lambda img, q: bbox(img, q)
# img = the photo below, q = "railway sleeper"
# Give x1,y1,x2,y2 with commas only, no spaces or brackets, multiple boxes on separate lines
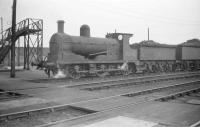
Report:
156,88,200,102
6,112,29,120
83,74,200,91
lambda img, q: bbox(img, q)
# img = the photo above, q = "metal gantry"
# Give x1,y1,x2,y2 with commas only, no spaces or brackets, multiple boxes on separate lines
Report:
0,18,43,70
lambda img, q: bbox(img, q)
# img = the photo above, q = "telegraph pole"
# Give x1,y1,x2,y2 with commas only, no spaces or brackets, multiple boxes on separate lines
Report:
10,0,17,78
148,27,150,41
1,17,4,64
0,17,3,42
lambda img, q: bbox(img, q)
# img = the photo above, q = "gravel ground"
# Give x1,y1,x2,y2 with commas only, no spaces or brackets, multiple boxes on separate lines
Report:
0,107,89,127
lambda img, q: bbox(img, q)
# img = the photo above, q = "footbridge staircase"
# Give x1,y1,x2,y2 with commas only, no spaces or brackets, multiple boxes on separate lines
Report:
0,18,43,68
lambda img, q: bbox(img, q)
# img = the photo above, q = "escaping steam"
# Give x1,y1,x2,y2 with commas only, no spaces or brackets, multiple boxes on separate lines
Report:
53,69,66,78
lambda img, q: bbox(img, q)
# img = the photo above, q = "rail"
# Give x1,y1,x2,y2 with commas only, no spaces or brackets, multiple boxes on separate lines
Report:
0,79,199,122
36,80,200,127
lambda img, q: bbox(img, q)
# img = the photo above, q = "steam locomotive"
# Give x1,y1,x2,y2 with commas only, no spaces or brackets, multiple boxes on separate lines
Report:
45,20,200,79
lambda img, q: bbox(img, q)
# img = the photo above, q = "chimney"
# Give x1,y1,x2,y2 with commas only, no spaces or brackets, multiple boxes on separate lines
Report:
57,20,65,33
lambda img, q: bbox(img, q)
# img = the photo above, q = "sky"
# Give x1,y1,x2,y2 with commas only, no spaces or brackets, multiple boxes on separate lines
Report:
0,0,200,47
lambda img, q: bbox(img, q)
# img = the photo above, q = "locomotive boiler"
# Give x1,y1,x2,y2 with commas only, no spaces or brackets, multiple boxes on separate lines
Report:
46,20,137,78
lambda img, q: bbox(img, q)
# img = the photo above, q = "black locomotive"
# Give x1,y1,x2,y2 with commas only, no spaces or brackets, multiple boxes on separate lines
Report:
45,20,200,79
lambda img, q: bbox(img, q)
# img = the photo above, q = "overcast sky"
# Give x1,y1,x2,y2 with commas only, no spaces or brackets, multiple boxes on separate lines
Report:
0,0,200,47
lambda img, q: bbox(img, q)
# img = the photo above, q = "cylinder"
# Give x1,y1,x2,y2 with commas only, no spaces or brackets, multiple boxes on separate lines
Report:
80,24,90,37
57,20,65,33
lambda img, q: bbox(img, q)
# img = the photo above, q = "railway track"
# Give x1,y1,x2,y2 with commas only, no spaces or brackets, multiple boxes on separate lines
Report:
69,71,200,90
28,71,200,85
37,80,200,127
1,79,200,127
0,89,31,102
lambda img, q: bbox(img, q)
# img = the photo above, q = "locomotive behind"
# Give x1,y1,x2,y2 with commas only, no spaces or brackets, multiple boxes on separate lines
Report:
45,20,200,79
176,39,200,70
132,42,177,73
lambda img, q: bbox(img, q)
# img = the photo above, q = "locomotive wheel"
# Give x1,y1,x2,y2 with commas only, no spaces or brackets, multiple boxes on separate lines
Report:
152,65,157,73
155,63,161,72
52,67,58,76
96,71,108,78
121,70,130,76
109,71,116,76
44,67,51,78
182,62,188,71
172,64,177,72
163,66,167,72
144,63,150,73
96,64,108,77
163,63,170,72
129,63,137,74
168,64,173,72
68,68,81,79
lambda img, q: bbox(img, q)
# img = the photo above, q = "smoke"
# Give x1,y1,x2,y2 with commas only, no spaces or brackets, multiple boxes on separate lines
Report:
120,62,128,70
53,69,66,78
